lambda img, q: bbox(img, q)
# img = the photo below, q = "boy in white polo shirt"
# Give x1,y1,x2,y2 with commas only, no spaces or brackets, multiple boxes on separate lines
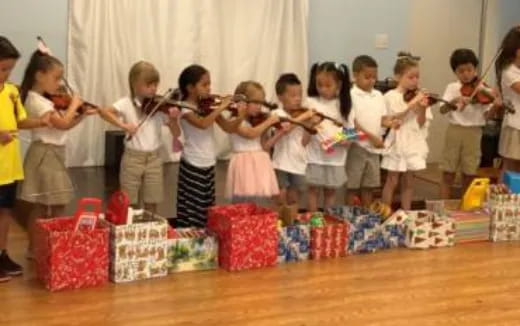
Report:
346,55,386,206
439,49,500,199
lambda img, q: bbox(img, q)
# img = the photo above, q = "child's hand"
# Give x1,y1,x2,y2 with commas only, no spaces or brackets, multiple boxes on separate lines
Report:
0,130,14,145
218,96,233,111
268,113,280,124
390,117,402,129
70,94,84,111
83,107,99,116
491,88,503,108
236,102,248,118
168,107,181,119
454,97,469,111
124,123,138,135
301,109,315,120
280,121,291,133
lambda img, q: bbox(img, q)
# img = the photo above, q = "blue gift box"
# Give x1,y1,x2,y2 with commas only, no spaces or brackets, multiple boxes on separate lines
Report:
504,171,520,194
328,206,387,254
277,224,310,263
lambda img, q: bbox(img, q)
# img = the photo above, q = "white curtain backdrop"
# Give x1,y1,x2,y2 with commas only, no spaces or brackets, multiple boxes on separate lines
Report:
66,0,309,167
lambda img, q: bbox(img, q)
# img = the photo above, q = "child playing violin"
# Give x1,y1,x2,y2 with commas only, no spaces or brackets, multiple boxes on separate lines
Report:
18,49,96,259
99,61,180,213
175,64,244,228
381,52,432,210
439,49,502,199
271,74,315,216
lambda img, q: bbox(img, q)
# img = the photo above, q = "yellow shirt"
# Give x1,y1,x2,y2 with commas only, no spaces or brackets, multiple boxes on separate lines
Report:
0,83,27,186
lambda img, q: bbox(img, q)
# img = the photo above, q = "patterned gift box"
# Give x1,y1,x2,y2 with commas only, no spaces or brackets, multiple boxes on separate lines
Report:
35,199,110,291
404,211,455,249
490,207,520,241
277,224,310,263
208,203,278,271
328,206,388,254
167,227,218,272
381,210,410,248
487,185,520,242
427,200,490,244
107,211,168,283
298,212,348,259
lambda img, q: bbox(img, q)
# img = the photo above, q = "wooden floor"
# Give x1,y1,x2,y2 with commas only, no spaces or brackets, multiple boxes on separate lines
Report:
4,163,519,325
3,223,520,326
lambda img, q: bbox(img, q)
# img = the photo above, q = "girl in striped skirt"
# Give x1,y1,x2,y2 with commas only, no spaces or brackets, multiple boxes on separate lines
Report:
175,65,245,227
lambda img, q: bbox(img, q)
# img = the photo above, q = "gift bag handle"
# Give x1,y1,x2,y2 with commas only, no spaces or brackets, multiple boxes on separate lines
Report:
73,197,102,232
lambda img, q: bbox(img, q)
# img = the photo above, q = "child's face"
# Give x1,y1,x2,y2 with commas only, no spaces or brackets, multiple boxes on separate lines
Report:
0,59,16,85
133,80,158,98
278,84,302,111
454,63,477,84
246,88,265,116
190,72,211,98
316,71,340,100
397,66,420,90
354,66,377,92
36,64,64,94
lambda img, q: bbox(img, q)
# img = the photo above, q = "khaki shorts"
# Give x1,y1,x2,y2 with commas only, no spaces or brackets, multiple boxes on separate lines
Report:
441,124,482,175
19,141,74,206
306,163,347,189
120,148,163,205
346,143,381,189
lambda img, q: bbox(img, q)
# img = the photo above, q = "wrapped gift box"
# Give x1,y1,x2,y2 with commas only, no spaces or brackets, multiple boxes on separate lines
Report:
381,210,410,248
297,212,348,259
488,184,520,241
167,227,218,272
35,198,109,291
427,200,490,244
208,203,278,271
277,224,310,263
328,206,388,254
404,210,455,249
107,211,168,283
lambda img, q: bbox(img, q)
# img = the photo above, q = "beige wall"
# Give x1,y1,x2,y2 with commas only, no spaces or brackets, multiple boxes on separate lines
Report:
408,0,483,163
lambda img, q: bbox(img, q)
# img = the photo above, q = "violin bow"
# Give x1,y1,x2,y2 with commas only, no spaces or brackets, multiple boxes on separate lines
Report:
468,46,503,101
127,88,174,141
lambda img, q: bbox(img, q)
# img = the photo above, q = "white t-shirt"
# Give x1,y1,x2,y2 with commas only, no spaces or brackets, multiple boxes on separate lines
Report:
383,89,433,158
442,81,489,127
502,64,520,130
348,85,387,154
304,97,348,166
179,108,216,168
25,91,67,146
272,108,308,175
113,97,167,152
230,120,263,152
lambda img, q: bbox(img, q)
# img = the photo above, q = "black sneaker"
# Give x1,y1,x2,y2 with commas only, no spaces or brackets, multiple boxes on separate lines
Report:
0,269,11,283
0,251,23,276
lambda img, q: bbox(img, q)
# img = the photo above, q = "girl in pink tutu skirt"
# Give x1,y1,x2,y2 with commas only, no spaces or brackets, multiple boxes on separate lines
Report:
226,81,287,205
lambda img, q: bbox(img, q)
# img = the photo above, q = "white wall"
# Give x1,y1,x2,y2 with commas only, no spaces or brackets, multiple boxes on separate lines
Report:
0,0,68,84
308,0,411,78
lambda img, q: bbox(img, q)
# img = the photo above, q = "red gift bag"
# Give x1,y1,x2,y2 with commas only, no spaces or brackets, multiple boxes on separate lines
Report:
208,203,278,272
35,198,110,291
298,213,348,260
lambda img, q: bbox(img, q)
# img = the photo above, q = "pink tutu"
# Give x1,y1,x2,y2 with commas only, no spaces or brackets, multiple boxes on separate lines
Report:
226,151,280,198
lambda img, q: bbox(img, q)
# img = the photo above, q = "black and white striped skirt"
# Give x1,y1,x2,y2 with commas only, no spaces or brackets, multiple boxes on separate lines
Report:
174,158,215,228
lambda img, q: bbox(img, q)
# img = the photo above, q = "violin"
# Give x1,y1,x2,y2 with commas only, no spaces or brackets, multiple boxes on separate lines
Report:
403,89,458,112
141,96,199,115
248,112,317,134
460,77,515,114
197,94,278,117
290,107,343,127
44,92,98,115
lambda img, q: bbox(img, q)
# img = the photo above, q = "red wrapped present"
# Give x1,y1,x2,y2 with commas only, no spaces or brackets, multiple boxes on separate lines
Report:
35,198,109,291
208,203,278,271
299,213,348,260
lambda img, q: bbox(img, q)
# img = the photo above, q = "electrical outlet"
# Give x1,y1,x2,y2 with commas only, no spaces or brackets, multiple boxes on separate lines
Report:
375,33,389,49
